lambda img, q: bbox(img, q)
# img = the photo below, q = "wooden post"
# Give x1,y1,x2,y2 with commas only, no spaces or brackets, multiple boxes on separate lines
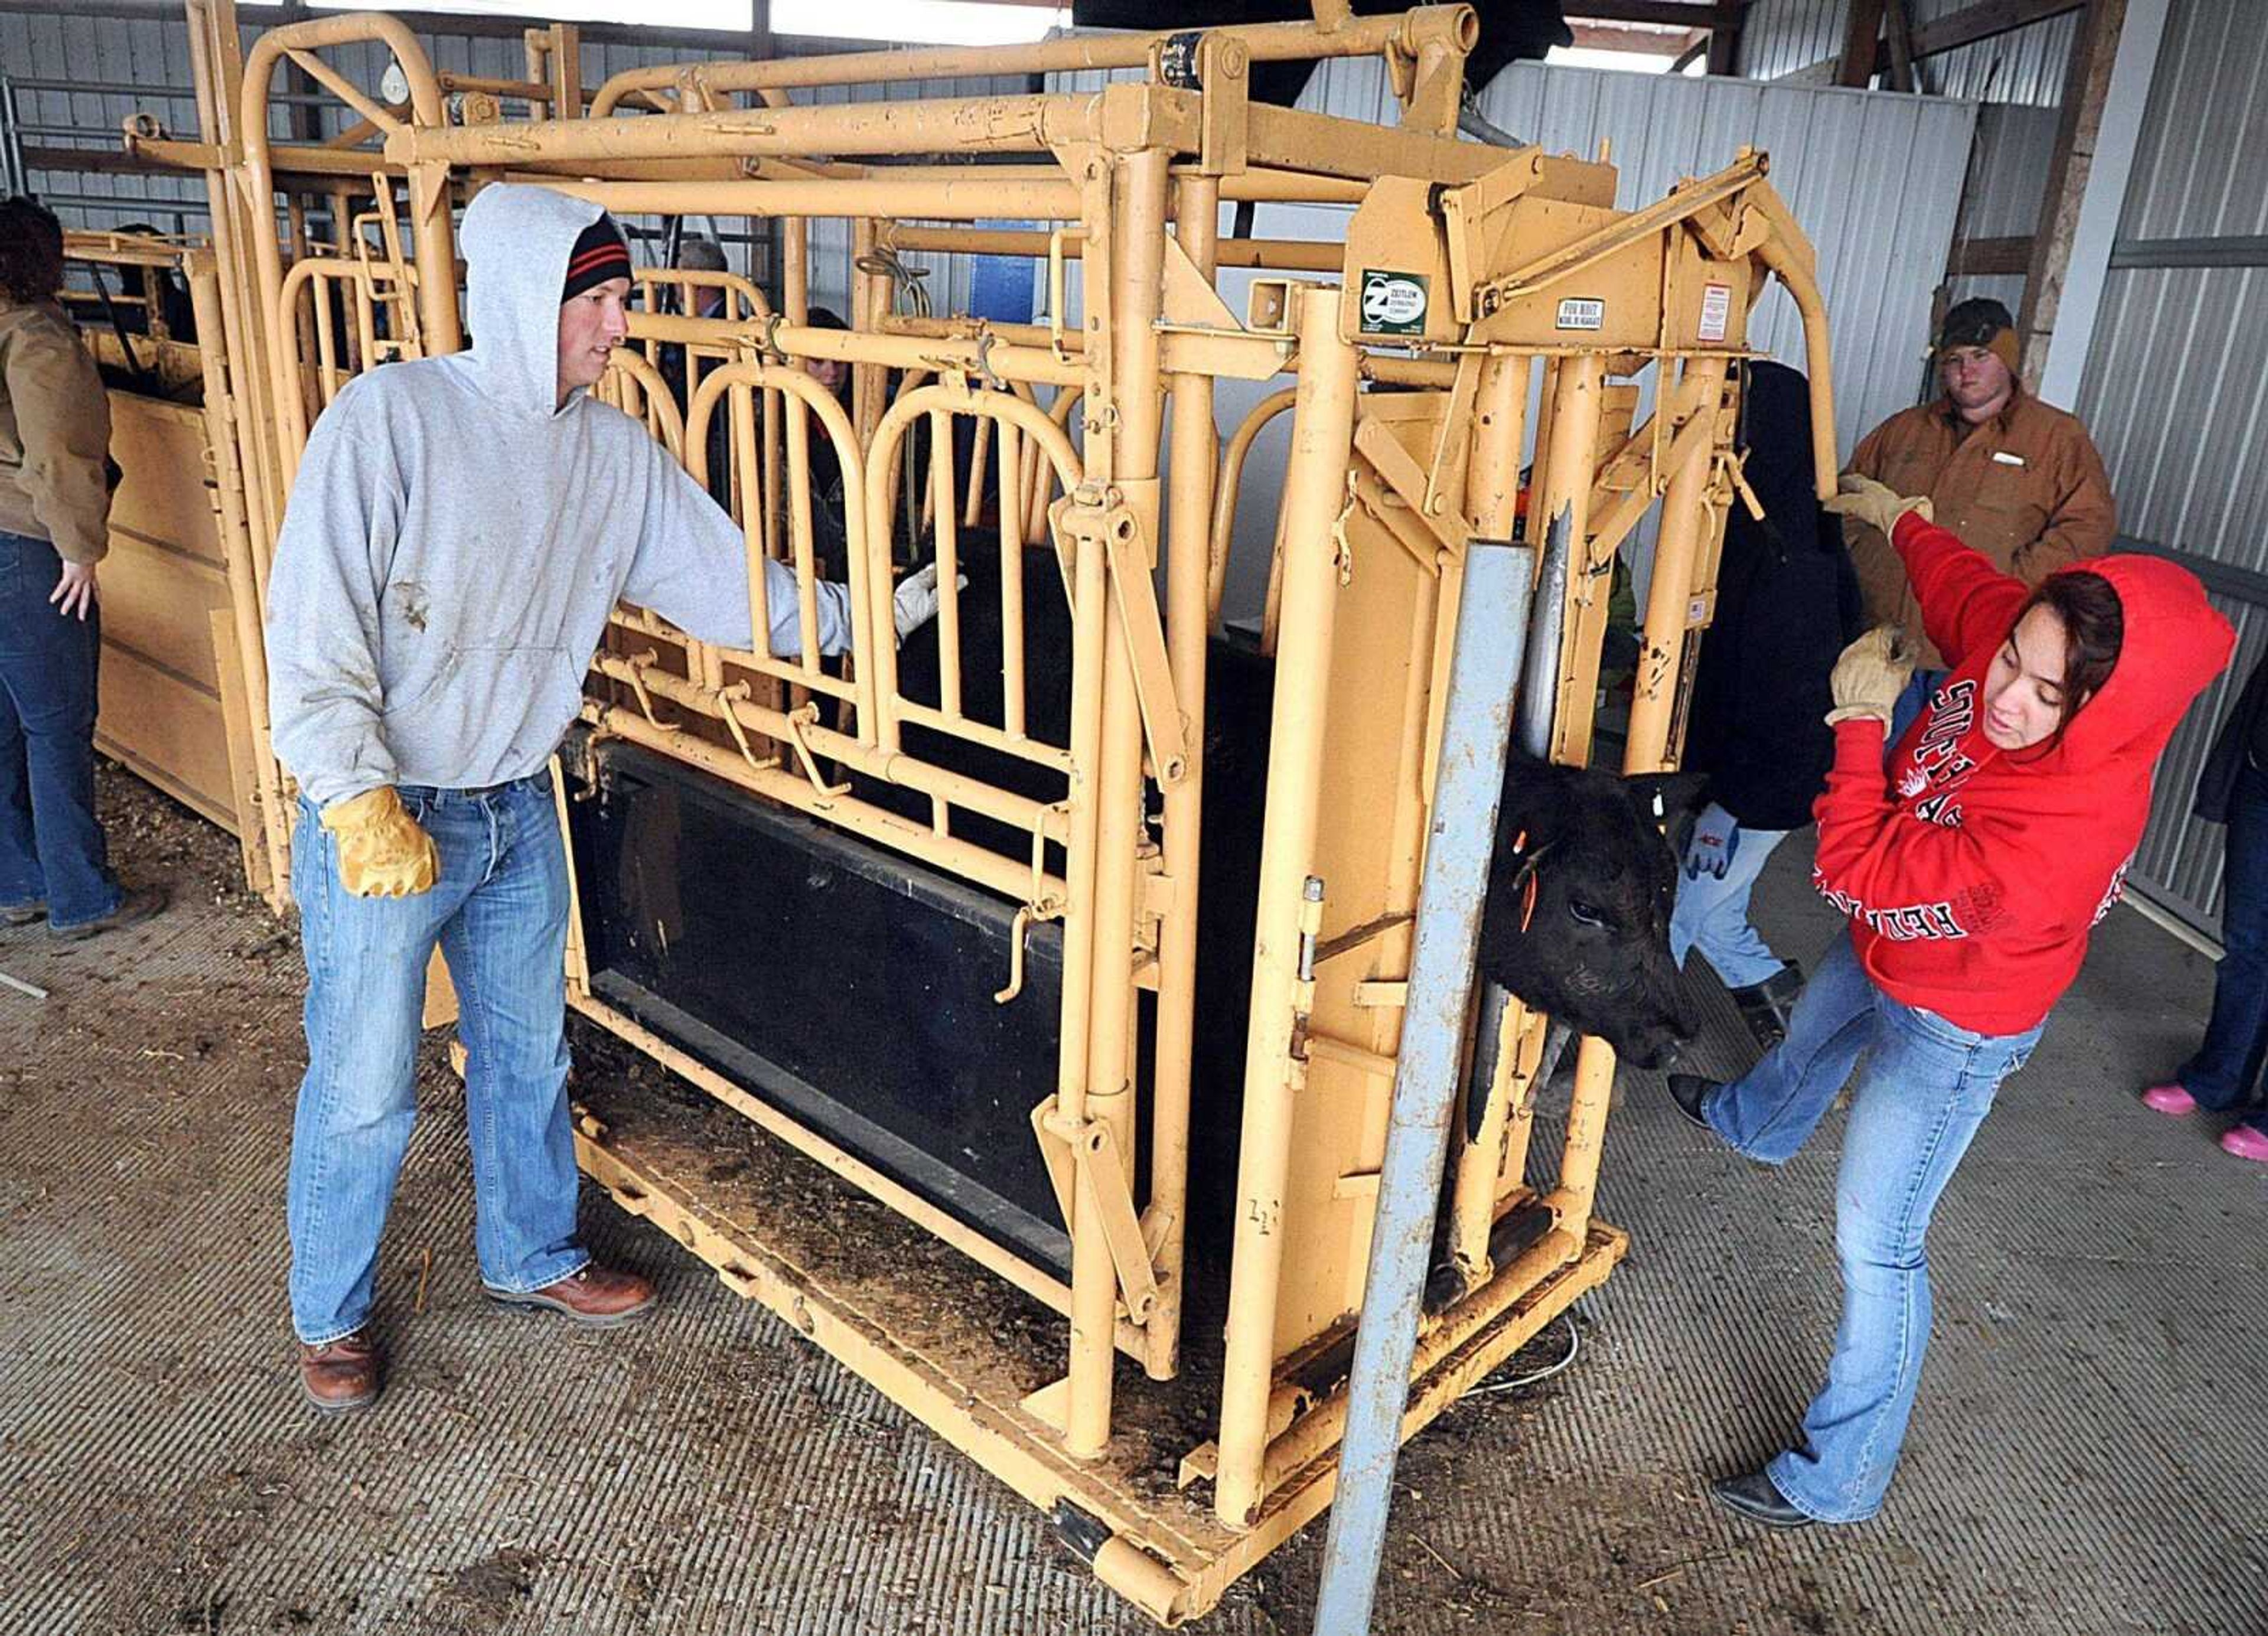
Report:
1705,1,1743,75
1836,0,1888,87
1882,0,1920,92
2020,0,2130,389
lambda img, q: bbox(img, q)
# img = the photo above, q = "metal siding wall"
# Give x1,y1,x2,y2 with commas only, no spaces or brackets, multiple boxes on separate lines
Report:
1730,0,2075,105
1960,102,2062,237
1915,4,2077,105
3,8,1031,304
2075,0,2268,935
1084,58,1974,622
1480,63,1976,458
1734,0,1846,82
2117,0,2268,241
1942,100,2058,312
2,9,206,226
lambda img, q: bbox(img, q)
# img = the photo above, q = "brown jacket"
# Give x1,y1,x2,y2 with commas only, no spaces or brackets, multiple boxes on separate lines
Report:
0,298,112,565
1844,388,2113,666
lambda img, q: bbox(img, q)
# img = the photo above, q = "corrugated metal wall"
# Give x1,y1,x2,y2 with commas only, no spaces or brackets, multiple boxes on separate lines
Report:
1736,0,2078,105
1048,53,1977,621
1912,0,2078,106
2076,0,2268,936
0,6,1025,312
1,8,207,227
1729,0,2077,336
1733,0,1844,82
1477,63,1976,463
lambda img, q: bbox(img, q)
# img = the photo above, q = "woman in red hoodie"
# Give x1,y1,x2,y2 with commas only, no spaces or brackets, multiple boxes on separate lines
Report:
1667,472,2233,1530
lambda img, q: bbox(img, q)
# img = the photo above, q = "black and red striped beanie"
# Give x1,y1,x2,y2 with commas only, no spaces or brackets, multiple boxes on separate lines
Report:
562,213,631,302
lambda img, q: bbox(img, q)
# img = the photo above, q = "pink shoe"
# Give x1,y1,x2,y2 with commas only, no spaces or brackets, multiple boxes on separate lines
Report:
2140,1083,2198,1116
2220,1125,2268,1164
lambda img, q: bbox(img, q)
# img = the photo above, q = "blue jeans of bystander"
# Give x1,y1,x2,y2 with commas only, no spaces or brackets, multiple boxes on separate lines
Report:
0,529,120,929
2175,753,2268,1137
1670,824,1793,989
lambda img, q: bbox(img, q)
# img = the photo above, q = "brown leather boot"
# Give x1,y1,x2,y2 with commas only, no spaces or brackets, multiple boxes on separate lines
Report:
488,1263,655,1327
298,1329,381,1413
50,884,168,943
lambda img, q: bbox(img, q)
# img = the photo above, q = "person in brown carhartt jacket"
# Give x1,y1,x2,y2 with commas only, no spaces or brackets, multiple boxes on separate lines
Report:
0,195,164,940
1843,297,2115,668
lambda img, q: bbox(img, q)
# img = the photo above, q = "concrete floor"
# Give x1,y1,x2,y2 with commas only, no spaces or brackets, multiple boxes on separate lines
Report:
2,769,2263,1636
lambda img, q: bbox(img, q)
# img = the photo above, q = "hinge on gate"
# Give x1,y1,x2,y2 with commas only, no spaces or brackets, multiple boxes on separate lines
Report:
1055,493,1190,787
1030,1097,1161,1325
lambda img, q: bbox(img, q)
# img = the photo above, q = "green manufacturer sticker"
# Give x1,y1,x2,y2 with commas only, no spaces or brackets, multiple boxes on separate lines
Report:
1358,269,1429,336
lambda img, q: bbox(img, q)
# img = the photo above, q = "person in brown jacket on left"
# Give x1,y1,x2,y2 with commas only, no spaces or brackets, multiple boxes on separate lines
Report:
1843,296,2115,668
0,196,164,938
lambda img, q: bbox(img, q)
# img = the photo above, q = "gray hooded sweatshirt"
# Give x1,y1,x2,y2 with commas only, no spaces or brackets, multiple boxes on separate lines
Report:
264,184,850,809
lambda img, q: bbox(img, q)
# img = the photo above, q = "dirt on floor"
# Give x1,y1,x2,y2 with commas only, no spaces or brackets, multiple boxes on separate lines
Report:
5,766,2262,1636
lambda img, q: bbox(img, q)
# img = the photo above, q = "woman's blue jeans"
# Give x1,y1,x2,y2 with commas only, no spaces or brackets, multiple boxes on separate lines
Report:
286,771,586,1345
2175,753,2268,1136
0,529,121,930
1697,931,2043,1523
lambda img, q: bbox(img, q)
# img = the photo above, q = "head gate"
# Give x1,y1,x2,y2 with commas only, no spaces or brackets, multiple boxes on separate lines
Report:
139,2,1839,1618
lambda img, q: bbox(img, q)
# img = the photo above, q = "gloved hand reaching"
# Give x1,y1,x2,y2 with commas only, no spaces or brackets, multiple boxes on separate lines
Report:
891,560,968,645
1826,625,1916,731
1683,801,1741,881
320,786,439,898
1823,472,1933,539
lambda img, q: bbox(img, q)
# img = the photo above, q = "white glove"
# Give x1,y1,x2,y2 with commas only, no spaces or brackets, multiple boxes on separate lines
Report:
891,561,966,644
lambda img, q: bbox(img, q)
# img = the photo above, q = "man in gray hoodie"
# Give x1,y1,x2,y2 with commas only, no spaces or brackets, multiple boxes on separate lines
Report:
266,184,944,1412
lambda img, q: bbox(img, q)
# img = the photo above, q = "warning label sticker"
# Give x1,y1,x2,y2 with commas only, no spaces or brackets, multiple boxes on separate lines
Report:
1555,297,1605,331
1699,282,1733,343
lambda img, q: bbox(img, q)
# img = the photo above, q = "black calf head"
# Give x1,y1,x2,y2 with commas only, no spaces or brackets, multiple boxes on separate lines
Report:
1475,761,1701,1070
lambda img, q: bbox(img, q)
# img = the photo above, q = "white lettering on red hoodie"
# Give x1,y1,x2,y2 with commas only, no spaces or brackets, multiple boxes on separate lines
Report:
1813,511,2234,1036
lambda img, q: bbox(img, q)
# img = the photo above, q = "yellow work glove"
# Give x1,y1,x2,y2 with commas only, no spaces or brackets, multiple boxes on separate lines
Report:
320,786,439,898
1824,472,1934,539
1826,625,1916,731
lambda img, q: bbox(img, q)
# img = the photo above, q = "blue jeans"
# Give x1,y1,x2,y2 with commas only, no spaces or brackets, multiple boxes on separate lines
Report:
2176,754,2268,1136
286,770,585,1344
1699,931,2043,1522
1670,824,1791,989
0,529,120,929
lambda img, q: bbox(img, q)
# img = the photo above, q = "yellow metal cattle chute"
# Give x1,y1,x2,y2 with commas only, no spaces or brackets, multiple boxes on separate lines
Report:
147,0,1836,1618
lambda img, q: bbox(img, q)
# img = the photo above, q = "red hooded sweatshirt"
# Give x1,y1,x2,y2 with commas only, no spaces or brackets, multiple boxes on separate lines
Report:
1811,511,2234,1036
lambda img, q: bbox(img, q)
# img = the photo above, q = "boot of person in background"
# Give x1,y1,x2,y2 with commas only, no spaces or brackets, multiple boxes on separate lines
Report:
1729,961,1805,1050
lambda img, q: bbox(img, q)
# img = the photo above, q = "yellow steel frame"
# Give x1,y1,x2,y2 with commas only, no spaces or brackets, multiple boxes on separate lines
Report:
147,1,1837,1617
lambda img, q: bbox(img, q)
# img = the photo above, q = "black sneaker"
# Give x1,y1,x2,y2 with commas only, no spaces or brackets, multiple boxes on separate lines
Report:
50,884,169,943
1665,1073,1719,1132
1728,962,1804,1050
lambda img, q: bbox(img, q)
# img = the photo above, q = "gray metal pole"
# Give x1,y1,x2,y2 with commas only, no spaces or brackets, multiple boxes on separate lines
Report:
1310,539,1533,1636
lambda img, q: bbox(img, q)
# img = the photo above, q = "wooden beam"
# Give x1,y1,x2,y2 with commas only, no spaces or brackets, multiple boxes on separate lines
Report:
1947,234,2035,276
2020,0,2129,388
1565,2,1728,28
1836,0,1887,86
1568,22,1707,55
1911,0,2085,57
1882,0,1920,90
1778,0,2084,83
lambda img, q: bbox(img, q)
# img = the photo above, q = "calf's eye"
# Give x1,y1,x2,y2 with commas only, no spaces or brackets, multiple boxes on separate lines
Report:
1567,898,1608,928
